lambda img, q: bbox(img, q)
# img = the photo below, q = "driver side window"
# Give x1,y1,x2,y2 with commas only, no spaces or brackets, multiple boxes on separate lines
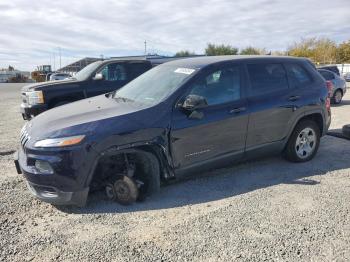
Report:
189,66,241,106
99,63,127,81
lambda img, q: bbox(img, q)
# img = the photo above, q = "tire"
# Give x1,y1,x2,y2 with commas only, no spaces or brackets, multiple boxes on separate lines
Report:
331,89,343,104
134,152,160,201
343,124,350,139
284,120,320,162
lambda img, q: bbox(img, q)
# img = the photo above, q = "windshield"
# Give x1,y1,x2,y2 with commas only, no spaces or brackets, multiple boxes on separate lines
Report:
113,64,196,105
74,61,103,81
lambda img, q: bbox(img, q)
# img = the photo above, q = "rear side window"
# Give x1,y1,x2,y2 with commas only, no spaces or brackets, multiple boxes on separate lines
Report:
247,63,288,95
286,63,313,88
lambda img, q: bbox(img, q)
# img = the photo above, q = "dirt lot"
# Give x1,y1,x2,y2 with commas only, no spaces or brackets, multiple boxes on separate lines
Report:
1,83,350,261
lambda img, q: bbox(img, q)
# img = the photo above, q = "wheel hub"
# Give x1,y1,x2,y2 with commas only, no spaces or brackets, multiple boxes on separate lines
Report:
105,176,139,205
295,127,316,159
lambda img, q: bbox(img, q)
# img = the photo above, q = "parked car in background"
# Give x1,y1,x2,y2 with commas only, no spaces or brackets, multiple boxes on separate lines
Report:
318,65,340,76
20,58,169,120
318,69,347,104
344,72,350,82
49,73,71,81
14,56,331,206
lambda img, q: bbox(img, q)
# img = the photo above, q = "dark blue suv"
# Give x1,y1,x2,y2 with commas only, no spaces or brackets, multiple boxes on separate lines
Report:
14,56,331,206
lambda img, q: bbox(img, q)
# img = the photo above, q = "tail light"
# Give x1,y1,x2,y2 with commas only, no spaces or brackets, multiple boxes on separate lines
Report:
326,81,333,97
326,97,331,111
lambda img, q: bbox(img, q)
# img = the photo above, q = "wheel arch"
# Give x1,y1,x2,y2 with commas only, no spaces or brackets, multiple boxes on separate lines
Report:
85,143,173,191
285,111,325,147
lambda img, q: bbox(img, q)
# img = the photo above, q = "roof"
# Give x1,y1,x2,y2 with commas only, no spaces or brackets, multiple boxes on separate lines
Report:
163,55,307,69
59,57,101,73
58,55,206,73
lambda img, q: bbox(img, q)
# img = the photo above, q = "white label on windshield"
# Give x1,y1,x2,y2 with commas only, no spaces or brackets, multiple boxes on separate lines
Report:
174,68,195,75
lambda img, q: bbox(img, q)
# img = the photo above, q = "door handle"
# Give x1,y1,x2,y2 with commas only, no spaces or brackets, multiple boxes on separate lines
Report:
229,107,246,114
288,95,300,102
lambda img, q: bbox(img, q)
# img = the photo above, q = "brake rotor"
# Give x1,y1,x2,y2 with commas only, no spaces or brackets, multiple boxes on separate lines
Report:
111,176,139,205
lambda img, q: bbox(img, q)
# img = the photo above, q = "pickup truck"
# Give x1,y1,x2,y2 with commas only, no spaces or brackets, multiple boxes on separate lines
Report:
20,58,162,120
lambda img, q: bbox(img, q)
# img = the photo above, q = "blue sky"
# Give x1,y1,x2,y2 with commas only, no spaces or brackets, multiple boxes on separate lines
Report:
0,0,349,71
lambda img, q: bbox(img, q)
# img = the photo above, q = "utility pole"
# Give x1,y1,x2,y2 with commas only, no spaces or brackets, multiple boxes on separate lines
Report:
144,40,147,56
58,47,62,70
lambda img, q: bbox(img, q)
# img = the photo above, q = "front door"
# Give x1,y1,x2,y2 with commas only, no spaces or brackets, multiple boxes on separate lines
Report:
170,64,249,170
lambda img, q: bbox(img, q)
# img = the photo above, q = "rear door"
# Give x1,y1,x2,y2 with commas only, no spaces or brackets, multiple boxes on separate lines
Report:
245,62,296,150
170,63,249,169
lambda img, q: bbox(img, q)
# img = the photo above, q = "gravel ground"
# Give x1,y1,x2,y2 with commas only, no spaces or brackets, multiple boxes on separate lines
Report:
0,83,350,261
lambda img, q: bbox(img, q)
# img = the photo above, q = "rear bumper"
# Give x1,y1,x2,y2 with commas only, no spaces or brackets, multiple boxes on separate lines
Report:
20,103,48,120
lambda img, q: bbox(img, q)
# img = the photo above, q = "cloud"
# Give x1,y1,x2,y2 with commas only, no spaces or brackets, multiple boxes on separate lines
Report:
0,0,349,71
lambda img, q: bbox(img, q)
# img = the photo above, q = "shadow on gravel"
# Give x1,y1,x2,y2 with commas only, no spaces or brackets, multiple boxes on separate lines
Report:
0,150,16,156
57,136,350,215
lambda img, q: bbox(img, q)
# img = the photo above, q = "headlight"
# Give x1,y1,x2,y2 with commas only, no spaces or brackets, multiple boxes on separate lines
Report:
34,135,85,148
26,91,44,105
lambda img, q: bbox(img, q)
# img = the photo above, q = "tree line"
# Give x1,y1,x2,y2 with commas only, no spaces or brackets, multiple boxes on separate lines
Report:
175,37,350,64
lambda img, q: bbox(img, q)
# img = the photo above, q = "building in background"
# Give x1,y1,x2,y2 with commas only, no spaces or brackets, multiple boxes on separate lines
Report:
58,57,101,75
0,69,30,83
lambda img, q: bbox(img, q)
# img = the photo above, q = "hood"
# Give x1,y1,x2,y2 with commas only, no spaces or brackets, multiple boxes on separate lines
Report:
26,94,152,141
21,78,80,92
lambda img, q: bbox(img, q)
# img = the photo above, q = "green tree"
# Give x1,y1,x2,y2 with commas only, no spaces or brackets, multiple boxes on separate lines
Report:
337,40,350,63
174,50,196,57
288,37,337,64
239,46,261,55
288,38,316,59
205,43,238,56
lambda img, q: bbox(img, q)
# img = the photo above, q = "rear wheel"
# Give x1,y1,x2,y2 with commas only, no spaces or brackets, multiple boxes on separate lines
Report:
284,120,320,162
332,89,343,104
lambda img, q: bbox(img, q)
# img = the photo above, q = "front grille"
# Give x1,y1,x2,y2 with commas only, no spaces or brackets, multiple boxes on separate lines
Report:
20,127,30,149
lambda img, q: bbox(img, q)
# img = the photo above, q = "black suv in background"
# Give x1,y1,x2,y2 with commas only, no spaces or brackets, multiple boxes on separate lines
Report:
14,56,331,206
20,58,172,120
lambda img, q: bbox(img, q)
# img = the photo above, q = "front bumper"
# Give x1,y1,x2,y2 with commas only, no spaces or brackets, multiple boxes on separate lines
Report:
14,144,95,206
20,103,48,120
26,181,89,206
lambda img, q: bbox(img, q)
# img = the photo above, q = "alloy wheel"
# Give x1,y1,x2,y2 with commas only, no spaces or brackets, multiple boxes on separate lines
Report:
295,127,316,159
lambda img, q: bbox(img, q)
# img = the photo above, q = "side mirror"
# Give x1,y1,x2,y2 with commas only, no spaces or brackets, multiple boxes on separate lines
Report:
93,73,104,80
181,94,208,111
